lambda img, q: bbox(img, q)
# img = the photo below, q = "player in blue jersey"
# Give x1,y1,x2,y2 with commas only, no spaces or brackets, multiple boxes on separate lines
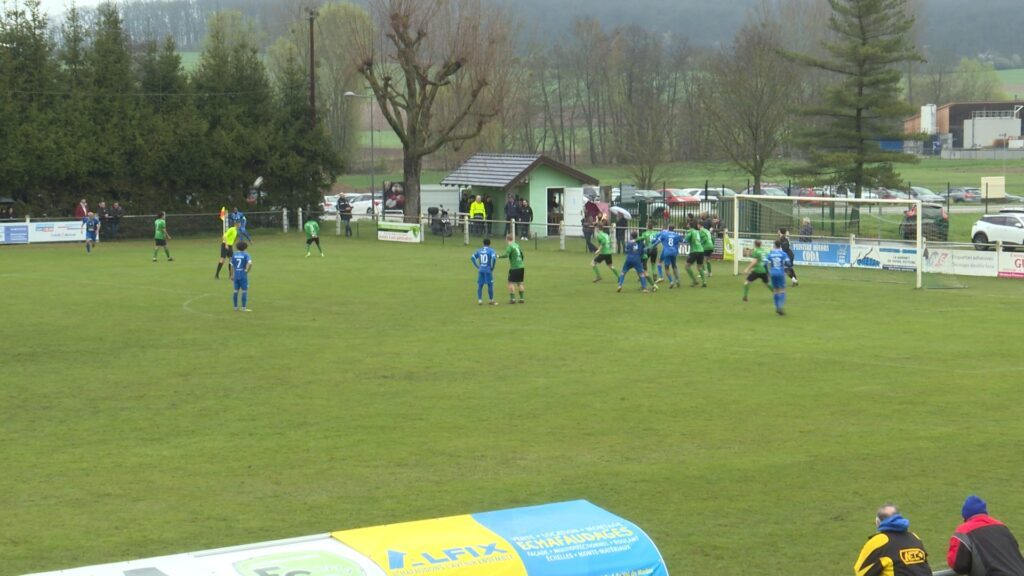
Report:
767,240,791,316
228,207,254,243
471,238,499,306
81,211,101,253
651,225,683,288
617,231,651,293
230,241,253,312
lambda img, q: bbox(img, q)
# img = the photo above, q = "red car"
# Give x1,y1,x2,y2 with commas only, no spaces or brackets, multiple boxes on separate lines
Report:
657,188,702,205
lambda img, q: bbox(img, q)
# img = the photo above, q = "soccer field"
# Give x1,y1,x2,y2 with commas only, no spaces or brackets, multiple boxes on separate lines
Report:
2,232,1023,576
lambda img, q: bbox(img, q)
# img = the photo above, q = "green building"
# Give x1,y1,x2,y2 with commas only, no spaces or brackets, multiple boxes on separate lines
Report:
441,154,599,237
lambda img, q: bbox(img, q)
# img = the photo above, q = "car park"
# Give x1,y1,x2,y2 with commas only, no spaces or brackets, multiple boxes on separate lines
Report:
899,203,948,241
971,210,1024,250
907,186,944,203
943,187,981,203
739,186,789,196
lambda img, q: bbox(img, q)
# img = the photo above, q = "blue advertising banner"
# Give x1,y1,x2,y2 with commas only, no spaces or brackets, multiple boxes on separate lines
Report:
790,241,850,267
1,223,29,244
473,501,667,576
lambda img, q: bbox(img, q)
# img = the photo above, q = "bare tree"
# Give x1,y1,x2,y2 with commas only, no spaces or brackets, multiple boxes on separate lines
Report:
703,23,796,193
346,0,515,219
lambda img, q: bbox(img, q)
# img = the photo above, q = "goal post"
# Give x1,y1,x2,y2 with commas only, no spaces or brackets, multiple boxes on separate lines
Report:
729,195,925,289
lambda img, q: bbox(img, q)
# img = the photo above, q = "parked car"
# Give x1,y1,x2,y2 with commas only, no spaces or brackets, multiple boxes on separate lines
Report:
877,188,911,200
907,186,944,203
943,187,982,203
899,203,948,241
971,209,1024,250
658,188,703,206
614,189,662,205
704,187,737,200
348,193,382,217
1004,193,1024,203
739,186,788,196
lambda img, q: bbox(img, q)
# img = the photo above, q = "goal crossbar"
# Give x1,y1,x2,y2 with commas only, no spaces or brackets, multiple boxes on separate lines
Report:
730,195,923,288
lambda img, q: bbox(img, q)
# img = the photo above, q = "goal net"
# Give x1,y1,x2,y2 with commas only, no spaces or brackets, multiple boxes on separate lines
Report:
725,195,965,289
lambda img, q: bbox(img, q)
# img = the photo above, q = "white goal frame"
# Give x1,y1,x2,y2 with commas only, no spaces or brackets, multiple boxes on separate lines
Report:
730,195,923,289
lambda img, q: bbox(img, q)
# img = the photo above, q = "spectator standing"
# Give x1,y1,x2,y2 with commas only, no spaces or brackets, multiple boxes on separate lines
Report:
97,202,110,240
109,202,124,240
504,194,519,235
518,199,533,240
74,198,88,219
614,211,628,253
777,228,799,286
854,503,932,576
948,495,1024,576
337,195,353,237
469,195,487,236
799,217,814,242
484,194,495,236
582,214,596,253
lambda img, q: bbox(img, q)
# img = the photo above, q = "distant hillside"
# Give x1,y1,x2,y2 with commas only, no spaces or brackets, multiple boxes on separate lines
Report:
56,0,1024,63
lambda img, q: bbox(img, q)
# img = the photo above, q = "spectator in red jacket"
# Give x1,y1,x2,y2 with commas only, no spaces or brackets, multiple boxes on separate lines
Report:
74,198,88,219
948,495,1024,576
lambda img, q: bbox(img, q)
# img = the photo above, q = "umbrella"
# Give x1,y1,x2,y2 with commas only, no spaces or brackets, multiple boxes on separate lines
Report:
609,205,632,220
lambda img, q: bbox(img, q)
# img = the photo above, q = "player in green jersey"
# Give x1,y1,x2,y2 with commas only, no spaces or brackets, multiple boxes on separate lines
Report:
152,212,173,262
590,226,616,282
639,222,661,285
683,223,705,287
304,216,323,257
699,224,715,278
742,240,772,301
498,234,526,303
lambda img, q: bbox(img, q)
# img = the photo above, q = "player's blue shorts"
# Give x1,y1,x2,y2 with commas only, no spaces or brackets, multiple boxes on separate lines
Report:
85,232,96,241
622,260,644,275
477,272,493,285
770,272,786,289
233,276,249,290
661,254,677,267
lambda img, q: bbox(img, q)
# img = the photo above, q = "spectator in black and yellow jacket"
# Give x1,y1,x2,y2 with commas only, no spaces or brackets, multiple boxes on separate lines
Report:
854,503,933,576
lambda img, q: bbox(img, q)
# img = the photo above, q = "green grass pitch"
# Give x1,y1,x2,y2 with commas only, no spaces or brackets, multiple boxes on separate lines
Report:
2,232,1023,576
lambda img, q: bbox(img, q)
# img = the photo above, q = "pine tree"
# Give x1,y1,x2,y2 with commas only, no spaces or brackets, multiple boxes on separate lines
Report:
267,40,339,211
791,0,922,198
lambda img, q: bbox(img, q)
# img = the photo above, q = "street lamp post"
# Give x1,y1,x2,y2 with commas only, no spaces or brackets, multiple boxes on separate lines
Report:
345,91,376,218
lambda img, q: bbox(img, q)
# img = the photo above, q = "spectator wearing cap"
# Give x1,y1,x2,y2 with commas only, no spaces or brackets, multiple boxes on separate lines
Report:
854,502,932,576
948,495,1024,576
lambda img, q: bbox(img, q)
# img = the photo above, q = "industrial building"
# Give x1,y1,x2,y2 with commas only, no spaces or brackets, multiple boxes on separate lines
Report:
904,101,1024,150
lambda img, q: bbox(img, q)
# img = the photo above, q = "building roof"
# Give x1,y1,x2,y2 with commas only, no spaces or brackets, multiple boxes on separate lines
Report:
441,154,598,191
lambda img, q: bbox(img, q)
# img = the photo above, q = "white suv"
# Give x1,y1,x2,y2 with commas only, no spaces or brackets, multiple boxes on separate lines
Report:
972,210,1024,250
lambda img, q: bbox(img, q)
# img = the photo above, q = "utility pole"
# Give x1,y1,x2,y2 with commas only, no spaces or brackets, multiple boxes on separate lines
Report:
308,8,318,128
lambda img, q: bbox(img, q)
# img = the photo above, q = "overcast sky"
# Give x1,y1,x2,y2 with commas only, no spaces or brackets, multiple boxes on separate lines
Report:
37,0,99,17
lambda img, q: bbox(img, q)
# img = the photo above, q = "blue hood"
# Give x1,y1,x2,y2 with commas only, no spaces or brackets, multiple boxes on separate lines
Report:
878,514,910,533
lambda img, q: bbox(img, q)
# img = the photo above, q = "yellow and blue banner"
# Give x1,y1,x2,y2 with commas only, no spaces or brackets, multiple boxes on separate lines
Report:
25,501,667,576
332,500,667,576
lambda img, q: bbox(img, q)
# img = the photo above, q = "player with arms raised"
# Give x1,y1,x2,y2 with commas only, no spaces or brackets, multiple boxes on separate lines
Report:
767,240,792,316
471,238,499,306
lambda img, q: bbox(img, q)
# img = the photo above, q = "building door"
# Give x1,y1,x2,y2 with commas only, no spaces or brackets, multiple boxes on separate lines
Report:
547,188,565,236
